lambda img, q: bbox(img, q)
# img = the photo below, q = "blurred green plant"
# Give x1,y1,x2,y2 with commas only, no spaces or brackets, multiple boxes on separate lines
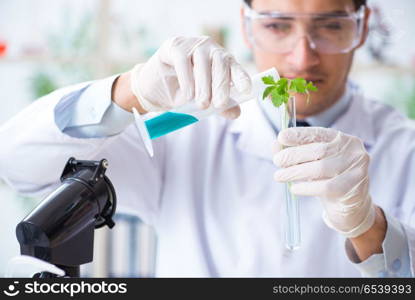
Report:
404,81,415,120
31,13,95,99
31,71,58,98
385,76,415,120
29,6,154,100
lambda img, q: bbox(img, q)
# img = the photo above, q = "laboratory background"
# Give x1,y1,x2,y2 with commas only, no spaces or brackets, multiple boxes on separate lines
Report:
0,0,414,277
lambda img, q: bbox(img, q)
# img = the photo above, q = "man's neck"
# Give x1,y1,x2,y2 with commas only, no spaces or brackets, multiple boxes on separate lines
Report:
305,83,353,127
297,84,347,120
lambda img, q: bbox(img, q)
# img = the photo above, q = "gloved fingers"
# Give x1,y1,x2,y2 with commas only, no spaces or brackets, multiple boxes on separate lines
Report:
171,48,195,106
159,36,209,61
192,47,212,109
272,139,283,154
157,37,194,105
273,142,333,168
211,49,232,109
278,127,339,147
220,105,241,120
230,58,252,95
335,160,370,205
274,156,344,182
289,178,337,198
275,148,368,186
288,168,364,198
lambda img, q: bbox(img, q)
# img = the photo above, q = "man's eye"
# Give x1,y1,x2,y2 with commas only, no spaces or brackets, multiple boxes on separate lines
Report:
322,22,342,30
264,22,291,32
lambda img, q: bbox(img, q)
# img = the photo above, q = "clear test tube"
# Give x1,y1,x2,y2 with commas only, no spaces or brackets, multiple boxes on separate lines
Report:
133,68,280,157
279,96,301,250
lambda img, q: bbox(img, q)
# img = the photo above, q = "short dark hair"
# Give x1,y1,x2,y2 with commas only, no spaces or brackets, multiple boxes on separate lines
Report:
243,0,367,10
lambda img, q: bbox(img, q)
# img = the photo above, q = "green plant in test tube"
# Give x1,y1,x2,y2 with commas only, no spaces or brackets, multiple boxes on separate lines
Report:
261,75,318,250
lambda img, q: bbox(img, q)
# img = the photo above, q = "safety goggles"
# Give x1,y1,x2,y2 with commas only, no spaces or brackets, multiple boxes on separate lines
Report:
243,4,366,54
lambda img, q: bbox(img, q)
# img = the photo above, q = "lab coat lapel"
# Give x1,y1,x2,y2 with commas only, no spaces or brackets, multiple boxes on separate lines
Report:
331,90,376,148
228,99,277,160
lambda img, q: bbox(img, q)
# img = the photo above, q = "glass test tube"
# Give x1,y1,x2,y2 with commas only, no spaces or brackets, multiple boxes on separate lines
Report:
279,96,301,250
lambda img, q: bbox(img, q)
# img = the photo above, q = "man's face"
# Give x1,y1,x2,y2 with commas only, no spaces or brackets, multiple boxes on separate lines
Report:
242,0,369,118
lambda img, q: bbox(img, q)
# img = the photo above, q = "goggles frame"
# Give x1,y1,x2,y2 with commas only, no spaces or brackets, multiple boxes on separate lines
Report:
243,3,366,54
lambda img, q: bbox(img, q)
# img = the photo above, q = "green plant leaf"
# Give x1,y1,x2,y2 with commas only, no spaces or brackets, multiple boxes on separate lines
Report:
270,89,287,107
261,75,317,108
262,86,275,100
306,82,318,92
290,78,307,93
262,75,276,85
276,79,289,95
288,80,296,93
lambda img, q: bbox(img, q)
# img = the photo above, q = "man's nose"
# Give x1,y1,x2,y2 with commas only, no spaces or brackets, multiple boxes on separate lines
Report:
285,36,320,70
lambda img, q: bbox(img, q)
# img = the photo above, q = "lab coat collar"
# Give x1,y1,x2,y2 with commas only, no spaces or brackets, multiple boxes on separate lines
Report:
229,86,376,160
229,98,277,160
331,87,376,148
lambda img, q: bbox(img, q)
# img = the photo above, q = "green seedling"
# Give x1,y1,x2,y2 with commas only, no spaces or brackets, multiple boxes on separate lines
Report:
261,76,318,107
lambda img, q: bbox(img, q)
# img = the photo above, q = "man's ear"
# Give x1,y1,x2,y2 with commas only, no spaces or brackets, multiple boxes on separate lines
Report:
356,6,371,49
240,5,253,49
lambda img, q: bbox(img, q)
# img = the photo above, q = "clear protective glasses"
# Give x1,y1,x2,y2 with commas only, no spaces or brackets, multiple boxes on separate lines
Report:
243,4,366,54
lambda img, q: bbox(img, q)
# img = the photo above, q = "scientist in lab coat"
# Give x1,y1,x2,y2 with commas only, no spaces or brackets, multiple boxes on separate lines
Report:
1,0,414,277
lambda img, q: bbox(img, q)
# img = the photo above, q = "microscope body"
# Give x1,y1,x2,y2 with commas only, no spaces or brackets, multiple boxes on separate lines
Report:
15,158,116,277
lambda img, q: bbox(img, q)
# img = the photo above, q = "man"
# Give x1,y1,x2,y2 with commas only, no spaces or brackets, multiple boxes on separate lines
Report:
0,0,414,277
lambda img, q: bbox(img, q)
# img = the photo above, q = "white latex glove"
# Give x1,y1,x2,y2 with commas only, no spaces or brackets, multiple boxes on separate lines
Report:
130,36,252,119
273,127,376,238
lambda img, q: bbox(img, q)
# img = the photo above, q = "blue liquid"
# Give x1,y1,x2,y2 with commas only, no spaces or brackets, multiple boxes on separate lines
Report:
145,112,199,139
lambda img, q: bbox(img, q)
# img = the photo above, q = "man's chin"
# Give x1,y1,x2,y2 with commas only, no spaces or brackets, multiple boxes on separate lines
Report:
295,97,329,118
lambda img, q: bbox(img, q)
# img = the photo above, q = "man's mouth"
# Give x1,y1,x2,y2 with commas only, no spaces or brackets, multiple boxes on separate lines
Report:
283,75,324,85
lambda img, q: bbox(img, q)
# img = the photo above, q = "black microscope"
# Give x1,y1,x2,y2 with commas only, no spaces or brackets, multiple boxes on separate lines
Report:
14,157,117,278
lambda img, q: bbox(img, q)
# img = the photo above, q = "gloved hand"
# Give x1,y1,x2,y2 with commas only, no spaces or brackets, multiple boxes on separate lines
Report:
273,127,377,238
130,36,252,119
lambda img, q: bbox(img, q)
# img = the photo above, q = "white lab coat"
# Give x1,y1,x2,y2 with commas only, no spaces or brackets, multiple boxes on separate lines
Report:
1,82,414,277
